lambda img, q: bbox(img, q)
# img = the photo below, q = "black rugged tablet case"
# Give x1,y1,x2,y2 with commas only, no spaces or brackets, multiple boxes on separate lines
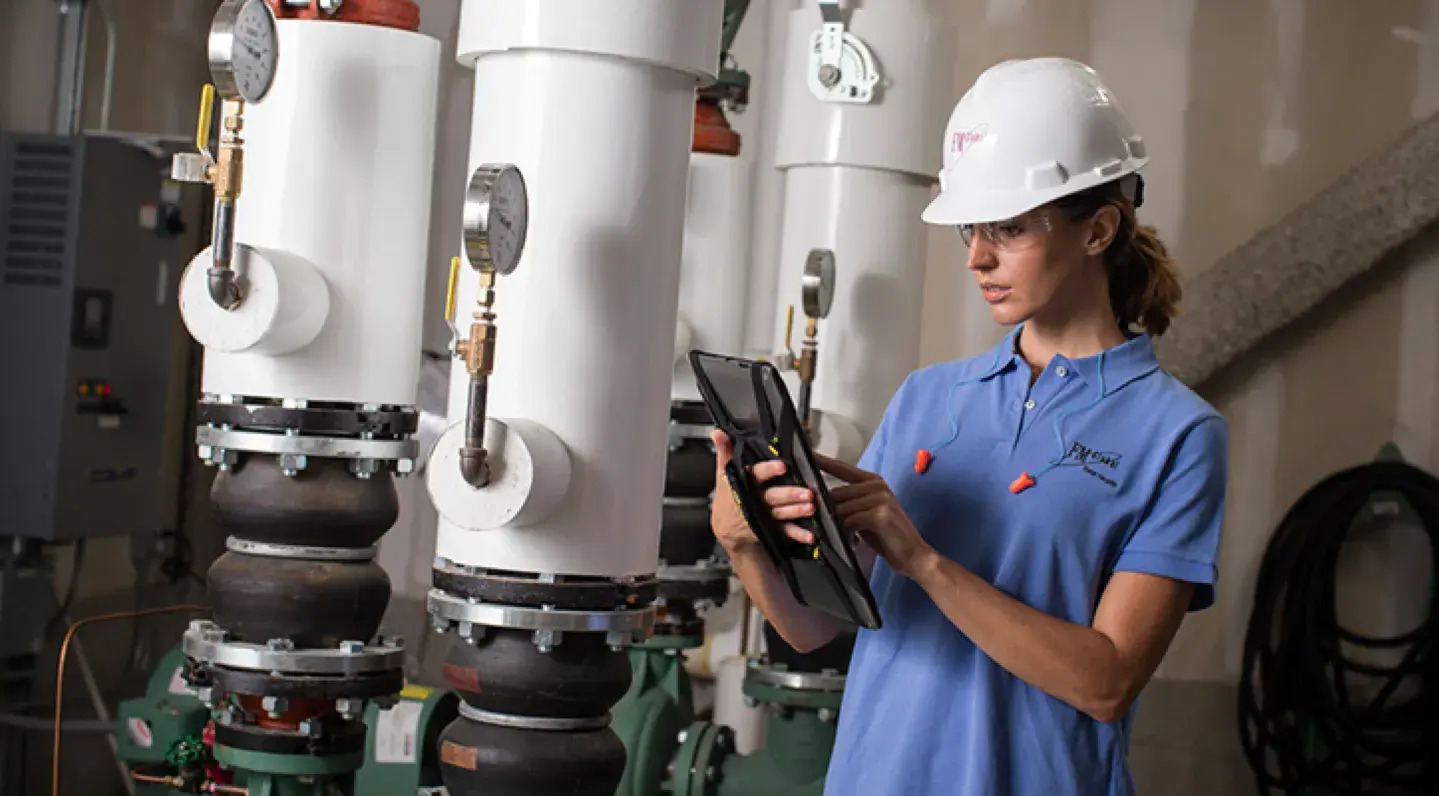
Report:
688,349,881,630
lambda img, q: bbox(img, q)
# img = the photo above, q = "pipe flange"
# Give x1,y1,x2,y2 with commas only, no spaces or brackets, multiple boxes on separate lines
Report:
225,537,378,562
427,588,654,647
183,622,405,675
211,666,404,702
431,561,659,610
657,560,731,584
456,701,610,731
196,425,419,461
197,401,419,438
668,421,714,446
744,660,847,692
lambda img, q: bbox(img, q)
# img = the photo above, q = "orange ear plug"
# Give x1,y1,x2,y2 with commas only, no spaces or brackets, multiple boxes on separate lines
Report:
1009,472,1036,494
914,449,933,474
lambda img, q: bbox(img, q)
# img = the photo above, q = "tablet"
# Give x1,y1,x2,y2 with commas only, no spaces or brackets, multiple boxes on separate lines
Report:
688,349,882,630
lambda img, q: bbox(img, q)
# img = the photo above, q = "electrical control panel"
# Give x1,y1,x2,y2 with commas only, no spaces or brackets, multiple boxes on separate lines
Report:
0,132,192,541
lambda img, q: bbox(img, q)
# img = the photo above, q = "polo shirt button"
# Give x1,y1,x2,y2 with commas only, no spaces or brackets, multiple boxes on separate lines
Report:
1024,399,1036,410
1056,366,1068,377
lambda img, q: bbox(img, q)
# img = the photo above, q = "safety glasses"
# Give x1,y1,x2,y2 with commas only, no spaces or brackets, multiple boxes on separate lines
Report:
956,205,1098,250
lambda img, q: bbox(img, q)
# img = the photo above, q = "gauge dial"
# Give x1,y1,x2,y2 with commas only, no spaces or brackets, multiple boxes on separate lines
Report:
802,248,836,319
208,0,279,104
463,164,529,276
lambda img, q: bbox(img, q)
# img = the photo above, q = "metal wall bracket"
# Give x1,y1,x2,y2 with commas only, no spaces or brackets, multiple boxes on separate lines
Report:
810,0,881,104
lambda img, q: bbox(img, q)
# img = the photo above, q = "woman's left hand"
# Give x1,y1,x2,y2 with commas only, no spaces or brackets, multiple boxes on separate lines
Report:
817,455,935,578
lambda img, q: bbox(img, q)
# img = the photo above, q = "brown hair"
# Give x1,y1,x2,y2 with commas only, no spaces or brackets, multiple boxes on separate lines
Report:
1053,179,1182,336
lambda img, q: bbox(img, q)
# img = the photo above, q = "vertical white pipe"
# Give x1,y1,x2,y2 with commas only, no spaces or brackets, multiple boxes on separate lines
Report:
674,152,757,400
768,0,956,455
743,0,802,357
435,0,722,579
191,20,440,406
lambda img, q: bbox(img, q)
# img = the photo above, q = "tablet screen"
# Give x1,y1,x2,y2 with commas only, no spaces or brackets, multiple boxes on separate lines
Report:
704,358,763,432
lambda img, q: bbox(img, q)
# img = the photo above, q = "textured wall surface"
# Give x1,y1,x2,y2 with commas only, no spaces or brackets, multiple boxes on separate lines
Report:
1155,113,1439,387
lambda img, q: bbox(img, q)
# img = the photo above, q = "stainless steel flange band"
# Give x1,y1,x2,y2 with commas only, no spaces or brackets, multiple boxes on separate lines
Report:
668,421,714,444
658,562,731,583
225,537,378,562
457,701,611,731
184,623,405,675
196,425,418,461
745,661,847,692
426,588,654,634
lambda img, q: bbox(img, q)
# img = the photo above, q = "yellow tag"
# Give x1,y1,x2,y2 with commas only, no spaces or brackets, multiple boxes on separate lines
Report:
401,684,433,700
812,547,820,560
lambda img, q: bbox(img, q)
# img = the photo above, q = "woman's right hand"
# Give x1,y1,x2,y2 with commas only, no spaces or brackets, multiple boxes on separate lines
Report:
709,429,821,553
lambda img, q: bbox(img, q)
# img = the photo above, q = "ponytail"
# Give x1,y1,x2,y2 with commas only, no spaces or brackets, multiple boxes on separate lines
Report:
1054,179,1182,336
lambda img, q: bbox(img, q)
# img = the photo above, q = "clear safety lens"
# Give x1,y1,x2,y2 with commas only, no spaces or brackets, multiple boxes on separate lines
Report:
956,208,1056,250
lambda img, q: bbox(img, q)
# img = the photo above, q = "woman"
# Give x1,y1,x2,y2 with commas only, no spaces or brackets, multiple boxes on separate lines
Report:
710,57,1228,796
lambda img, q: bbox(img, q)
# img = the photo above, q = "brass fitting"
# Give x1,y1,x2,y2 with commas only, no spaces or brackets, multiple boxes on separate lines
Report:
797,316,819,384
210,99,246,200
457,268,498,379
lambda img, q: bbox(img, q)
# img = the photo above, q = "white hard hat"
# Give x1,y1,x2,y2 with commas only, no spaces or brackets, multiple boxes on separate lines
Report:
921,57,1148,226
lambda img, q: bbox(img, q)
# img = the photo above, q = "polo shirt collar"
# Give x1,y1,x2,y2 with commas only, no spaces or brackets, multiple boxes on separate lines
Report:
977,324,1161,395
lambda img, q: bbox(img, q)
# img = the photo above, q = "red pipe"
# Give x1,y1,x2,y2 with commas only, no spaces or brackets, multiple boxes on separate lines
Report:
266,0,420,32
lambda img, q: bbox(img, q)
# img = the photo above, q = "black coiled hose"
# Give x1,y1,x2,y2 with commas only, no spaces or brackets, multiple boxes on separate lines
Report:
1238,460,1439,795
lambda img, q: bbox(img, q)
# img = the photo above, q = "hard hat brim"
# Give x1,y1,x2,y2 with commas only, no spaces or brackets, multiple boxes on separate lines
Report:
919,163,1147,227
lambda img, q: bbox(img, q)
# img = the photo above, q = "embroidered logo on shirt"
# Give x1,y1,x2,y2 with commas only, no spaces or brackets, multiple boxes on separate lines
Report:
1057,441,1122,489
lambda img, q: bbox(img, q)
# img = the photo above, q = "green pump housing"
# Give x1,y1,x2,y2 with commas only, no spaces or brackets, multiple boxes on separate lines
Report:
611,632,846,796
116,649,457,796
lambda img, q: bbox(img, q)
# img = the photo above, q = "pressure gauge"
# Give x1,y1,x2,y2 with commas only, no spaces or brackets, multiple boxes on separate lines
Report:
801,248,836,319
208,0,279,104
463,164,530,276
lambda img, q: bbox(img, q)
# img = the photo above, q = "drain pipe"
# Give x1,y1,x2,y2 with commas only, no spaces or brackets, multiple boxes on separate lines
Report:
52,0,88,135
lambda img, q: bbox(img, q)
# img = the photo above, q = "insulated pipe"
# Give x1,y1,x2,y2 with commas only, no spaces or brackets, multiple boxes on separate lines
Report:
768,0,955,459
183,19,439,406
673,152,756,401
172,8,441,791
435,0,723,579
427,4,722,794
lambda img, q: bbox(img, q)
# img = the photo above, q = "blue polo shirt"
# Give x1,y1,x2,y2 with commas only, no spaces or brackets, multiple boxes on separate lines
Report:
824,326,1228,796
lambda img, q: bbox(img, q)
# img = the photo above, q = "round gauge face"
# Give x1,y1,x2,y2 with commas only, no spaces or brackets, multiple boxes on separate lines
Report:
802,248,836,319
211,0,279,103
464,164,529,276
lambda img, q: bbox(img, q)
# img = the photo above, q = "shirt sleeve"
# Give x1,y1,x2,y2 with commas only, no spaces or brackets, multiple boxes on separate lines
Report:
857,373,912,475
1113,414,1229,612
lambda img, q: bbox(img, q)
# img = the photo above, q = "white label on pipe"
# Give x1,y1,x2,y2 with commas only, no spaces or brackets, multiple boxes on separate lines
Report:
373,700,423,764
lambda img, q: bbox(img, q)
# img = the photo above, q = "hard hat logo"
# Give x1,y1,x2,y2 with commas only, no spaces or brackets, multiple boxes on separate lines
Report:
950,125,991,158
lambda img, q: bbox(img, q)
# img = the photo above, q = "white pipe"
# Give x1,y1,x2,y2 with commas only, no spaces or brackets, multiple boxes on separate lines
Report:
433,0,722,579
187,20,441,406
768,0,955,454
673,152,756,400
93,0,116,131
742,0,802,357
